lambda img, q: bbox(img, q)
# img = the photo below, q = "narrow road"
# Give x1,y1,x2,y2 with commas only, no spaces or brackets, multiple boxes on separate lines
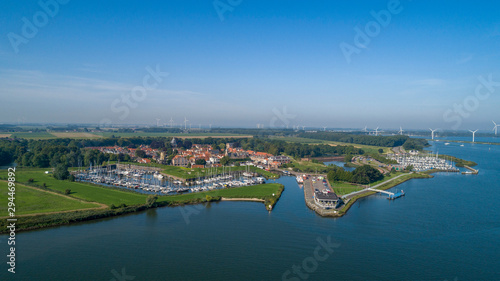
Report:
341,173,410,199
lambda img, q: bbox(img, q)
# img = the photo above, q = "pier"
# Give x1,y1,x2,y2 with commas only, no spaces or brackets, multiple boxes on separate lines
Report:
462,165,479,175
366,188,394,196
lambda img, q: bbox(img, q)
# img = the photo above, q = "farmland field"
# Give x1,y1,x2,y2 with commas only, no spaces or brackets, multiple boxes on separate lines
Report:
10,132,56,139
99,131,252,138
50,132,104,139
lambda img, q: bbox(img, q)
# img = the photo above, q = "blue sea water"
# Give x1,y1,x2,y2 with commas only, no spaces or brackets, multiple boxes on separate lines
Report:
1,140,499,280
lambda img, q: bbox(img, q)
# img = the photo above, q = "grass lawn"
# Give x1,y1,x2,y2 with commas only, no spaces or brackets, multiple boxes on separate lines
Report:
330,181,363,196
283,159,330,173
157,183,283,203
369,171,406,186
332,186,364,196
0,183,99,216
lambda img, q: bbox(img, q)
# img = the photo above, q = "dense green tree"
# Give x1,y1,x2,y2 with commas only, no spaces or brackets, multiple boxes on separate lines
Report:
54,164,70,180
33,153,50,168
0,148,12,166
135,149,146,158
351,165,383,184
195,159,206,165
220,156,230,166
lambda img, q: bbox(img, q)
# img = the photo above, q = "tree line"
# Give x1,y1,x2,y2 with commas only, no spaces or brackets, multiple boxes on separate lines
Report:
297,132,410,147
0,136,365,169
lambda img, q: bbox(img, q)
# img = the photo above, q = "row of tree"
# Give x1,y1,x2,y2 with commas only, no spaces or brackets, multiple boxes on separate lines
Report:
298,132,410,147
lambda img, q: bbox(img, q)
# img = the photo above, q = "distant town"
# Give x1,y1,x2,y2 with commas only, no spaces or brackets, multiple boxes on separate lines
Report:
87,138,291,170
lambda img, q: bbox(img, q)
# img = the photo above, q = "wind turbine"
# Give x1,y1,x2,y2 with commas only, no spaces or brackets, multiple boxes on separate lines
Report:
301,126,305,130
493,120,499,135
429,128,437,140
209,124,212,129
183,117,189,130
168,117,174,128
323,126,327,131
398,126,404,135
469,129,478,143
363,126,368,132
374,127,380,136
155,118,161,127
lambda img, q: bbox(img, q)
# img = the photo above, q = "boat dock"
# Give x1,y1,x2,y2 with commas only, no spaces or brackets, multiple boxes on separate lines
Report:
366,187,405,200
387,190,405,200
462,165,479,175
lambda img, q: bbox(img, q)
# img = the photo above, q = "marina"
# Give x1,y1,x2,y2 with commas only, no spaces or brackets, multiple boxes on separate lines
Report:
74,164,267,196
388,152,459,172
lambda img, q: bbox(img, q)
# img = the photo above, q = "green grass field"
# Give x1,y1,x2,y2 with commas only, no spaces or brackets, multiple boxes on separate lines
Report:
10,132,56,139
284,159,329,172
156,183,283,203
4,169,148,206
0,183,99,216
332,186,364,196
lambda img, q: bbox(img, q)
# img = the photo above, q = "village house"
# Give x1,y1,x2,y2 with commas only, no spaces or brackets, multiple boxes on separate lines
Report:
268,155,291,165
172,155,189,167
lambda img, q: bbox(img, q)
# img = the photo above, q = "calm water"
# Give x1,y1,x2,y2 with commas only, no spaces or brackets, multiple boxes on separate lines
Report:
323,160,356,172
2,141,500,280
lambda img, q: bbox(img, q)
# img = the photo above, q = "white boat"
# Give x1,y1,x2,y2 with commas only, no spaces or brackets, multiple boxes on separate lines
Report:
296,176,304,183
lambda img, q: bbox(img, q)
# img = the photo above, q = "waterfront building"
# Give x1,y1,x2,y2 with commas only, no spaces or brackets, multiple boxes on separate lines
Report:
314,189,342,209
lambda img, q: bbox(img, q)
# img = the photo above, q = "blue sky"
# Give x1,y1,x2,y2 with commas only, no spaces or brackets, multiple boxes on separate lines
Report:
1,0,500,131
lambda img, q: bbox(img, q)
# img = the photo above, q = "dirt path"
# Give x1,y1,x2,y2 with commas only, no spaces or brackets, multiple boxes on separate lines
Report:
0,181,107,218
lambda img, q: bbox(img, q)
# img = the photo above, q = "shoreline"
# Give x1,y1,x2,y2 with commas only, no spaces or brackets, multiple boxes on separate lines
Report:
0,171,284,233
220,197,265,202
